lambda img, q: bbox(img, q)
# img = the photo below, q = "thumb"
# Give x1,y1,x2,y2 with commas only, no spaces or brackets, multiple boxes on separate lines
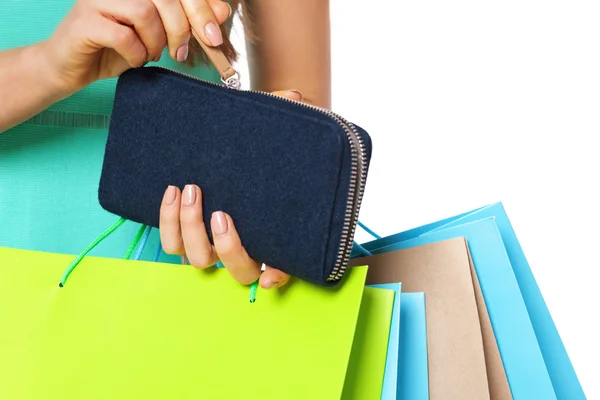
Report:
271,89,304,102
103,50,137,79
206,0,233,25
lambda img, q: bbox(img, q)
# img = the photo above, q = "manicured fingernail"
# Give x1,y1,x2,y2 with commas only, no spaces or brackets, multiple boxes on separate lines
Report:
184,185,196,205
212,211,228,235
262,279,279,289
165,185,177,205
176,44,188,62
288,90,303,101
205,22,223,46
227,2,233,17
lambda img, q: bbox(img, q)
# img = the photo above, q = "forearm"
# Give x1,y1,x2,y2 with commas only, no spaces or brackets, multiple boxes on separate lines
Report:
244,0,331,109
0,43,70,133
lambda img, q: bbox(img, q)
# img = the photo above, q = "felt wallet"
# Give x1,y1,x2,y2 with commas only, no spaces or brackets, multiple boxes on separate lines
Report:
98,44,373,286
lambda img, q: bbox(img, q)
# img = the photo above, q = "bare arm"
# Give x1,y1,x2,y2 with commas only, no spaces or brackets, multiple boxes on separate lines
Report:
244,0,331,109
0,0,232,135
0,43,70,133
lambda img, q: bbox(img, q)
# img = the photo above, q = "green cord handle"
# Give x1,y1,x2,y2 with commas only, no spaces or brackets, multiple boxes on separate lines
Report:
59,217,259,305
59,217,127,287
124,224,148,259
249,280,259,303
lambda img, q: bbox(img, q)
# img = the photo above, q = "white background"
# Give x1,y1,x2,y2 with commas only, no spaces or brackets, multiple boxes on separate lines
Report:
231,1,599,398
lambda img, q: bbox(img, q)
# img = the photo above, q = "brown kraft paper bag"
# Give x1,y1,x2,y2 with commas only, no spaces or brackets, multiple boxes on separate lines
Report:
350,237,512,400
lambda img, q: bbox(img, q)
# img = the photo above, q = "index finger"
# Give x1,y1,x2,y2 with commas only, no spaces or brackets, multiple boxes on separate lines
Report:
210,211,262,286
179,0,230,47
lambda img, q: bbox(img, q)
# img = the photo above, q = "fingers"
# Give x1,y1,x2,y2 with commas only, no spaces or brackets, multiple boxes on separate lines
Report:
271,90,304,102
179,185,219,267
94,0,231,64
160,185,218,268
211,211,262,285
97,0,167,62
159,184,290,289
179,0,229,46
206,0,232,24
259,266,291,289
152,0,191,61
89,15,148,69
130,2,167,62
159,185,185,255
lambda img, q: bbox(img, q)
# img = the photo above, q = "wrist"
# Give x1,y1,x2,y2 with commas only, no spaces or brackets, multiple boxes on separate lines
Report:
29,40,76,101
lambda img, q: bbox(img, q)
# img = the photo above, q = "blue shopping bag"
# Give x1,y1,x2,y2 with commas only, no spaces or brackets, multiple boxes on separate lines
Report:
397,292,428,400
354,202,585,400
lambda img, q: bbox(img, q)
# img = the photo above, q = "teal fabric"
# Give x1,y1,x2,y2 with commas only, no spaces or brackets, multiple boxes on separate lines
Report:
0,0,222,262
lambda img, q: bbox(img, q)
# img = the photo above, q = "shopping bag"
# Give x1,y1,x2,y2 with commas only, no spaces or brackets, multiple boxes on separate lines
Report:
356,222,549,399
355,202,585,399
397,292,429,400
413,202,584,400
350,237,493,400
0,246,377,400
366,283,402,400
466,246,511,400
369,284,429,400
342,286,396,400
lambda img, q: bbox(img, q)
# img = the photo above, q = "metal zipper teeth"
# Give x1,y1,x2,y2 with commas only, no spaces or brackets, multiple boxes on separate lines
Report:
326,120,368,282
153,66,367,282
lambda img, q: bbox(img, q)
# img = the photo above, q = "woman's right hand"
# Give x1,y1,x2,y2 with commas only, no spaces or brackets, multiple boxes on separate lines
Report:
42,0,232,95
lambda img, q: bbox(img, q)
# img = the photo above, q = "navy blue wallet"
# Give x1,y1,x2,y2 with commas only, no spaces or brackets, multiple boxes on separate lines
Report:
99,48,372,287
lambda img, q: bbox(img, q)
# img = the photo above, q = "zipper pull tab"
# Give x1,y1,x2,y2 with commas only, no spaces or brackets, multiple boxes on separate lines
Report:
223,73,241,90
192,30,241,90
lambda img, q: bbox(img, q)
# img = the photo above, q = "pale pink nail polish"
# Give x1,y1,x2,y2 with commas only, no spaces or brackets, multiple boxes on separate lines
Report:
212,211,228,235
184,185,196,205
165,185,177,205
205,22,223,46
176,44,189,62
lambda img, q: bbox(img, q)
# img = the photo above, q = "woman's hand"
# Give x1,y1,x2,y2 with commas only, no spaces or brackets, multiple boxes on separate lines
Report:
42,0,231,95
159,89,304,289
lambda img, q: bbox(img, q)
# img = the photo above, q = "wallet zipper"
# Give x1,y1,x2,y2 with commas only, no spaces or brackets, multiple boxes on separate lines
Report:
153,67,367,283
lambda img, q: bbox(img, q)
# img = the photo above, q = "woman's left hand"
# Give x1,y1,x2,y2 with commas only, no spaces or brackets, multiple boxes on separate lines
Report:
159,88,304,289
